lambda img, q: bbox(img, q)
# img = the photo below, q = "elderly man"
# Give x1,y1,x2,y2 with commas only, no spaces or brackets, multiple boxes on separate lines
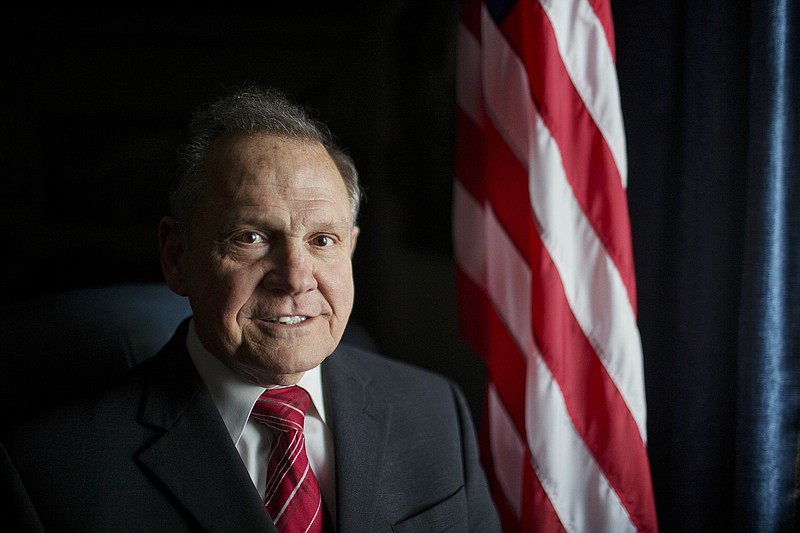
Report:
1,86,500,532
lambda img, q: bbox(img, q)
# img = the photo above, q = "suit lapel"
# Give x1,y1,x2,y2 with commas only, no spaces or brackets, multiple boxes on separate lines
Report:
134,325,275,532
323,345,391,533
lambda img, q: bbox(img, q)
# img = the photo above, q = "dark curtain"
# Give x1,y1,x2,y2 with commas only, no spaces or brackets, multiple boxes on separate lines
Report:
736,0,800,530
613,1,800,531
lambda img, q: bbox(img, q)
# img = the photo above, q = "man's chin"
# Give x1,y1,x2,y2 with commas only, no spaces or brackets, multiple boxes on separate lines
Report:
232,348,331,385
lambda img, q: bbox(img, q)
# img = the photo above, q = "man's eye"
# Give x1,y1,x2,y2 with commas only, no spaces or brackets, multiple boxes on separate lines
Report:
312,235,335,247
235,232,265,245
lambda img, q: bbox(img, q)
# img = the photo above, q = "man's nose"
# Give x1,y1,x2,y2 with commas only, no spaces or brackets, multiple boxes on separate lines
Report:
261,241,317,295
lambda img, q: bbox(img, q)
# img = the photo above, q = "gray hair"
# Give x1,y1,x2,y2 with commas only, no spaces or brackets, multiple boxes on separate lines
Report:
169,86,362,240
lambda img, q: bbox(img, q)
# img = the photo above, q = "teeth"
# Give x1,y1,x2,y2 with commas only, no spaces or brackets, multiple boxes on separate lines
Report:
267,316,307,325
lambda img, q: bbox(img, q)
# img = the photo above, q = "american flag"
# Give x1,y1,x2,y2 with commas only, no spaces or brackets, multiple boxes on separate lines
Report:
453,0,658,531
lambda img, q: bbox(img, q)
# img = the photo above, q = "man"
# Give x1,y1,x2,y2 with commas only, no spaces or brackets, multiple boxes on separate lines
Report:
1,86,501,532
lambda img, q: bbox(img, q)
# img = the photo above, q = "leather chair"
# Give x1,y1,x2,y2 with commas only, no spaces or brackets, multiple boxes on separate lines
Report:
0,283,192,429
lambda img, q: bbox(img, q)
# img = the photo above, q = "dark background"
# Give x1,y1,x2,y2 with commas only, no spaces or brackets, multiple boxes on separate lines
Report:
1,3,783,531
0,4,487,417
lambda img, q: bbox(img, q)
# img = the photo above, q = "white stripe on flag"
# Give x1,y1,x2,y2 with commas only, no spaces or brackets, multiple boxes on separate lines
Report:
538,0,629,187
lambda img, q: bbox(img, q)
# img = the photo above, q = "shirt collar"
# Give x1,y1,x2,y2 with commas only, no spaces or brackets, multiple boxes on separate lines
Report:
185,318,327,445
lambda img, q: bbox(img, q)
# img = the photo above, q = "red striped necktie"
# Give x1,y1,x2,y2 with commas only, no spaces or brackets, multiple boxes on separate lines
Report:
251,386,324,533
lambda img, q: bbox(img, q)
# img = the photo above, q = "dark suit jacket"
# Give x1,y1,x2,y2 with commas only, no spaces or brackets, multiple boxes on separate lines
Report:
2,319,500,532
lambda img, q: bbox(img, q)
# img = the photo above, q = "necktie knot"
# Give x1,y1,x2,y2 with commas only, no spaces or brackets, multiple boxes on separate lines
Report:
251,386,311,433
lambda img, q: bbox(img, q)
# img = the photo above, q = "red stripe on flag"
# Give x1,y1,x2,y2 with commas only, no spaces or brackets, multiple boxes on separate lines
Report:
459,0,482,46
484,121,534,262
455,107,486,207
501,0,638,312
455,263,490,360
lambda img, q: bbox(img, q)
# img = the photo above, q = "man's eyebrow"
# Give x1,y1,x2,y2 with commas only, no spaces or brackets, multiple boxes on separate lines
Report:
301,213,351,227
228,215,352,232
309,219,354,233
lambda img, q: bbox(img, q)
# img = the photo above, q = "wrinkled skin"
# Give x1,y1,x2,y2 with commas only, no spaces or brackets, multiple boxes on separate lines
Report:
160,132,359,387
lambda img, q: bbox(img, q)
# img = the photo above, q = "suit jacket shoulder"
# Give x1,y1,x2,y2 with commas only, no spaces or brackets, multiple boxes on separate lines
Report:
322,344,501,532
1,319,274,532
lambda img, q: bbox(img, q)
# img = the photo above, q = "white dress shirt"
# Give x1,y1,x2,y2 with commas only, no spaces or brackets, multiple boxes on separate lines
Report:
185,319,337,522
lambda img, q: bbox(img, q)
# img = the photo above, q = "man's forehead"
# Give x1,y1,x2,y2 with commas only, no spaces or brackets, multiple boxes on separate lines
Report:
206,135,341,187
216,131,327,161
231,203,351,227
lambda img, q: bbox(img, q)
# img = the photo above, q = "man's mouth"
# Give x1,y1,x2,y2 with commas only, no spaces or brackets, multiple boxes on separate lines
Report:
264,316,308,325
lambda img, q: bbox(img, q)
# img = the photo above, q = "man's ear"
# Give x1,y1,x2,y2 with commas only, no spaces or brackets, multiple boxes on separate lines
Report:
159,217,189,296
349,226,360,258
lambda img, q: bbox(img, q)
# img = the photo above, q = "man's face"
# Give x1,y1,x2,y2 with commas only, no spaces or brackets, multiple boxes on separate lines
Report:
161,133,359,387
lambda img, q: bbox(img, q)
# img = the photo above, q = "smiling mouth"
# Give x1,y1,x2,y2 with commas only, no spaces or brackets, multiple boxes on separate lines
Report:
264,316,309,325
